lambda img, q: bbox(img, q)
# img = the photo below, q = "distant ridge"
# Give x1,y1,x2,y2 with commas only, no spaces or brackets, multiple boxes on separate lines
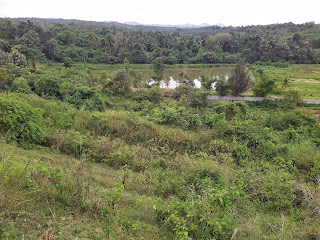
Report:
124,22,226,28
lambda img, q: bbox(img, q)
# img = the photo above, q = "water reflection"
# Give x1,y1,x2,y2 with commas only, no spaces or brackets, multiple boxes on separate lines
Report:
148,76,226,90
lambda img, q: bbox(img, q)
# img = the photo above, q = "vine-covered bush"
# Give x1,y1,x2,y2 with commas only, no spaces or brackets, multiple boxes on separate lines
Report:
0,97,44,147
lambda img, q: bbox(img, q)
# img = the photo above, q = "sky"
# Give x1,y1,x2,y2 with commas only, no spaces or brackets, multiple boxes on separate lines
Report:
0,0,319,27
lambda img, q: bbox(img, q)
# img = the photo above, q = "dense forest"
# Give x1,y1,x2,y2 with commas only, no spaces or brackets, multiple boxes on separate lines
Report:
0,18,320,65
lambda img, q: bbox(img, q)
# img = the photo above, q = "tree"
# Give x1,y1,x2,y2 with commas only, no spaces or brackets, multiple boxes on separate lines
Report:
228,60,250,96
0,49,7,66
105,33,115,54
46,38,61,61
215,76,230,96
252,74,275,97
107,69,130,93
199,71,215,90
152,57,164,81
8,49,27,68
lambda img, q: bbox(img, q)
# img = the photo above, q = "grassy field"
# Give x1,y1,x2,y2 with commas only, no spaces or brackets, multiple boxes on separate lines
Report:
0,141,166,239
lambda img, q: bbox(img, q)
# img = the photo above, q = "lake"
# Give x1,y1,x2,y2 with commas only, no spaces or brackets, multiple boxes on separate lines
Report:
93,65,233,89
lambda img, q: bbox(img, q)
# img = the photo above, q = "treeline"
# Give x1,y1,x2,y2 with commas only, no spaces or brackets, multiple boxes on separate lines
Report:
0,18,319,65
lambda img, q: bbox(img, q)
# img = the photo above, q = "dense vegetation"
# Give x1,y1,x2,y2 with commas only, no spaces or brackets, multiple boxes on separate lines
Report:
0,18,320,66
0,18,320,239
0,56,320,239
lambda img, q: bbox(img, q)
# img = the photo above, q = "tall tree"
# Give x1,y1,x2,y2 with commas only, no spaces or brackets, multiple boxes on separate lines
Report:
45,38,61,61
228,60,250,96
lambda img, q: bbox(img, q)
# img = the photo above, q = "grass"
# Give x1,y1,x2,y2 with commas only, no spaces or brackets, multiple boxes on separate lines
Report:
251,64,320,81
0,141,164,239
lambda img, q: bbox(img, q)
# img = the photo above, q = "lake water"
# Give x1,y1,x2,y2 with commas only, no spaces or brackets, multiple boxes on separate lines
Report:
148,77,218,89
94,66,233,89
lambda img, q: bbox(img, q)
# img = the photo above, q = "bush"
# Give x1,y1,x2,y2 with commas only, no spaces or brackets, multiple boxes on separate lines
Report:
252,75,275,97
213,101,248,121
11,77,31,93
66,85,105,111
34,74,62,99
245,169,296,211
149,103,187,126
266,111,315,131
0,97,45,147
283,90,303,107
187,90,210,109
215,77,230,96
157,185,242,239
171,85,194,100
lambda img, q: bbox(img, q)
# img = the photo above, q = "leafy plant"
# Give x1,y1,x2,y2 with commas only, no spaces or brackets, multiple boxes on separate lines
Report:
0,97,44,147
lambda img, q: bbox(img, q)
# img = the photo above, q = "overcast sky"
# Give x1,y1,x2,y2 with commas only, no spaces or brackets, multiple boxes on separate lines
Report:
0,0,319,26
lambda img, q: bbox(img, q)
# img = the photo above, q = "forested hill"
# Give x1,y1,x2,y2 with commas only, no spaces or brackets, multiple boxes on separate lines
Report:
0,18,319,65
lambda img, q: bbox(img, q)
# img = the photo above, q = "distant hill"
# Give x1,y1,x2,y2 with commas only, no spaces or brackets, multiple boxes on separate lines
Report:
123,22,220,28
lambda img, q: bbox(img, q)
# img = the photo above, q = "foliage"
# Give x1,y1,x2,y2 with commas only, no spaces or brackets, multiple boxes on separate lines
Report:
157,185,242,239
148,85,162,103
66,85,105,111
171,85,194,100
0,19,319,65
0,97,44,146
199,71,215,90
34,73,61,99
107,69,130,93
228,60,250,96
215,76,230,96
252,74,275,97
187,90,210,109
8,49,27,68
283,89,303,106
1,58,320,238
149,103,186,126
152,57,164,80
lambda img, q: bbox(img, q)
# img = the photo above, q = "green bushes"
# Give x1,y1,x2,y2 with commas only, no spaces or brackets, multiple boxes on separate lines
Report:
187,90,210,109
149,103,186,126
244,169,296,211
66,85,105,111
0,97,44,147
266,111,315,131
157,185,242,239
34,73,62,99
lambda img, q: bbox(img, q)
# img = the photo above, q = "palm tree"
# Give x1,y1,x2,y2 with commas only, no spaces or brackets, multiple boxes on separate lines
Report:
105,33,114,54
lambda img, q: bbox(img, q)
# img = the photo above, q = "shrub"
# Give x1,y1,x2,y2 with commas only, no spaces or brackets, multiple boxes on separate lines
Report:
0,97,44,147
66,85,105,111
187,90,210,109
215,77,230,96
148,85,162,103
34,74,62,99
157,185,242,239
149,103,187,126
266,111,315,131
213,101,248,121
245,169,296,211
171,85,194,100
283,90,303,107
252,75,275,97
11,77,31,93
107,69,130,93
